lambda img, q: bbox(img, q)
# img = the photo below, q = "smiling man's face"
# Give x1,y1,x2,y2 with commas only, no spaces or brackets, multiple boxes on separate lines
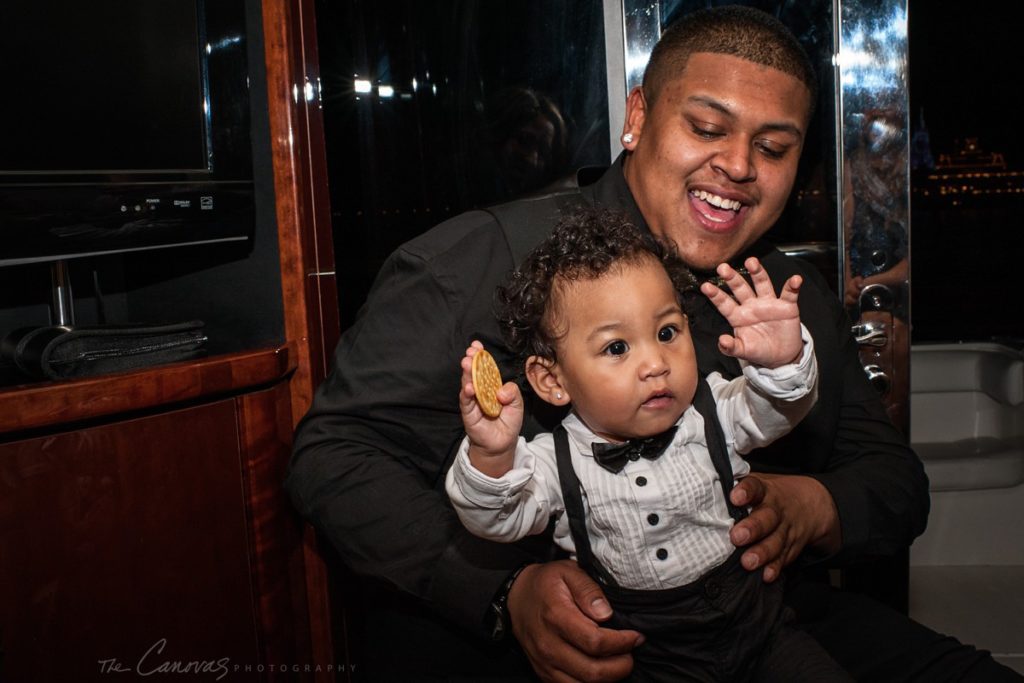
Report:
621,51,812,271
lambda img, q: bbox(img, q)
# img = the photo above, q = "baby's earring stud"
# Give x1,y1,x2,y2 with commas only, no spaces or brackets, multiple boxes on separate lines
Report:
555,392,563,400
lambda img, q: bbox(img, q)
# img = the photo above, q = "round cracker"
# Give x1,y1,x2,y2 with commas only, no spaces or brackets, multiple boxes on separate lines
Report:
471,348,503,418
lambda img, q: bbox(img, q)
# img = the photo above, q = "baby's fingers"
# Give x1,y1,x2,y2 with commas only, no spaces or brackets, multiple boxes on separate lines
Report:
779,274,803,304
717,263,754,302
496,381,521,408
462,341,485,371
718,334,744,358
701,282,739,319
744,257,778,299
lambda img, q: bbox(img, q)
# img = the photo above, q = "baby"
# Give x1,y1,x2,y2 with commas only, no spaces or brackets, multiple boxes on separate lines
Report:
445,208,851,682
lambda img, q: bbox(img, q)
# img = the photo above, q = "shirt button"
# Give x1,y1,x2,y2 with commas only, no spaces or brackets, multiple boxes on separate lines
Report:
635,476,648,487
647,513,659,526
656,548,668,560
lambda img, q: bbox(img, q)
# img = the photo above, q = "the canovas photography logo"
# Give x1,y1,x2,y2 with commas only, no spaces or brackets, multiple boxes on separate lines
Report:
97,639,230,680
97,638,352,679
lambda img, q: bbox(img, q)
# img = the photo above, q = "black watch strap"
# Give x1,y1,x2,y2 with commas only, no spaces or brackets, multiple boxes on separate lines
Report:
489,564,530,642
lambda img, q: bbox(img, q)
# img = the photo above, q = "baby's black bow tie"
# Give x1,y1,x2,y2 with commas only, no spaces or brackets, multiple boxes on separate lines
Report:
591,426,678,474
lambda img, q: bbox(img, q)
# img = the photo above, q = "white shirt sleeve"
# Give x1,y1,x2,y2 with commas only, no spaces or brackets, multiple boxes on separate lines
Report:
709,323,819,455
444,433,563,542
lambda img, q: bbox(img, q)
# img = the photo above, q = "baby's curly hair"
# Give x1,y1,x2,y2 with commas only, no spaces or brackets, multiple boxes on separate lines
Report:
496,207,697,362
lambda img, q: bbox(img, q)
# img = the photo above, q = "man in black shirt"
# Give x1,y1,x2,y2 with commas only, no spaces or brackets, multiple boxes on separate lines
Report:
288,6,1018,682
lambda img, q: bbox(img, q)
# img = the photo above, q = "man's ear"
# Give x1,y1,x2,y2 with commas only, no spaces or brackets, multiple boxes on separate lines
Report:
525,355,571,407
621,86,647,150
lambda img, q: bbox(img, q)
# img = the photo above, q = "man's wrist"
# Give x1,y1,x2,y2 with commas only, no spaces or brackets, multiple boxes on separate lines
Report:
488,563,530,641
804,475,842,555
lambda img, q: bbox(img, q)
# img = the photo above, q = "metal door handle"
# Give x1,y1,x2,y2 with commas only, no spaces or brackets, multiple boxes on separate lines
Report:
863,364,890,394
852,321,888,347
859,284,894,312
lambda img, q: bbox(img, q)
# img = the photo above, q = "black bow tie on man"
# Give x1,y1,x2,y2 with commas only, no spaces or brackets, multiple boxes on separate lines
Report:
591,426,679,474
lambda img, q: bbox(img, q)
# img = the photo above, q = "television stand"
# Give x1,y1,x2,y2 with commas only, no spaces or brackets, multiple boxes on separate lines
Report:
0,260,76,376
49,259,76,328
1,260,206,381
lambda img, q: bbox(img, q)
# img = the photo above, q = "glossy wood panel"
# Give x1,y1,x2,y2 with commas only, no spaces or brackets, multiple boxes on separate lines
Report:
0,346,294,436
262,0,340,426
261,1,340,677
0,379,318,681
0,399,257,681
236,382,311,672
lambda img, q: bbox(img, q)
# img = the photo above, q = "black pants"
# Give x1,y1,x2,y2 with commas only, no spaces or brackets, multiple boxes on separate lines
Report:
602,553,851,683
789,580,1023,683
352,578,1022,682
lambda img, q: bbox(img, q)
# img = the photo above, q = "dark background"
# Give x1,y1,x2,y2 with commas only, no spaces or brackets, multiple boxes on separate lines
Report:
909,0,1024,166
908,0,1024,345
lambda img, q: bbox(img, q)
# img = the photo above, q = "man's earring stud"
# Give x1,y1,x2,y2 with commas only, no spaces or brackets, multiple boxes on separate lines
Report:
622,133,634,145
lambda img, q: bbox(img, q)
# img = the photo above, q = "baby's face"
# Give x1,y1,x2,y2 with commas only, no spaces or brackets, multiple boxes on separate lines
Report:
547,257,698,443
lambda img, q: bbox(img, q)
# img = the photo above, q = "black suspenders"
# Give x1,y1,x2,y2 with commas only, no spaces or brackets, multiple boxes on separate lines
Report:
553,376,746,588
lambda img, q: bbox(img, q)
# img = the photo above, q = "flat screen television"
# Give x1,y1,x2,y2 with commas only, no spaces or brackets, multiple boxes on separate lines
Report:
0,0,256,267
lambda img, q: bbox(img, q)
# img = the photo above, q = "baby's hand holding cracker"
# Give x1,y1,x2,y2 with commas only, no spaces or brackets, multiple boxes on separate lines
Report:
459,342,524,471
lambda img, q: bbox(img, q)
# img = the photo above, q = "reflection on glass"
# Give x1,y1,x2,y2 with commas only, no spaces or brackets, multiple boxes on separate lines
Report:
468,87,569,205
839,0,910,322
843,108,908,313
838,0,910,428
315,0,610,329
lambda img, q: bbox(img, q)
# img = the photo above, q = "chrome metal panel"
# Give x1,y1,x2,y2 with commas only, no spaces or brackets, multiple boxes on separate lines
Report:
621,0,661,96
604,0,628,155
836,0,911,432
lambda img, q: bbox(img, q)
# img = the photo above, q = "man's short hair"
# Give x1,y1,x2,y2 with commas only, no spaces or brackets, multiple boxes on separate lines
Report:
642,5,817,111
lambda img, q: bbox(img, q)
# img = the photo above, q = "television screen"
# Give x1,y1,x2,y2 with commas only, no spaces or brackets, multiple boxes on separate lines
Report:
0,0,256,267
1,1,208,174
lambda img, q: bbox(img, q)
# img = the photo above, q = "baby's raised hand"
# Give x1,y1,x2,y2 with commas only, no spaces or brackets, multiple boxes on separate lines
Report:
700,257,804,369
459,341,523,459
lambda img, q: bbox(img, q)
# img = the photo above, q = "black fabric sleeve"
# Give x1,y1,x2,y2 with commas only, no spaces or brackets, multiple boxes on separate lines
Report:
802,278,930,562
769,255,930,563
286,213,540,637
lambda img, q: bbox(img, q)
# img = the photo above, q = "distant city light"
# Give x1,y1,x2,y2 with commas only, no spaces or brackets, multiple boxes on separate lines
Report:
378,84,395,98
354,79,372,93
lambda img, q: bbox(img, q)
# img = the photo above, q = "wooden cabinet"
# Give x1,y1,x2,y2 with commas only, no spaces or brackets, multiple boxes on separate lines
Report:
0,351,311,680
0,0,338,679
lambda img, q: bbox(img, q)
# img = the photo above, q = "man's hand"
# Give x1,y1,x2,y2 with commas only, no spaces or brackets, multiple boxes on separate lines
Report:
507,560,643,683
728,473,841,582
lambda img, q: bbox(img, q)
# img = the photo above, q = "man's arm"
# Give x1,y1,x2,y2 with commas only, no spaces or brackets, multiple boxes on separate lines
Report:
287,214,536,632
801,304,929,563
